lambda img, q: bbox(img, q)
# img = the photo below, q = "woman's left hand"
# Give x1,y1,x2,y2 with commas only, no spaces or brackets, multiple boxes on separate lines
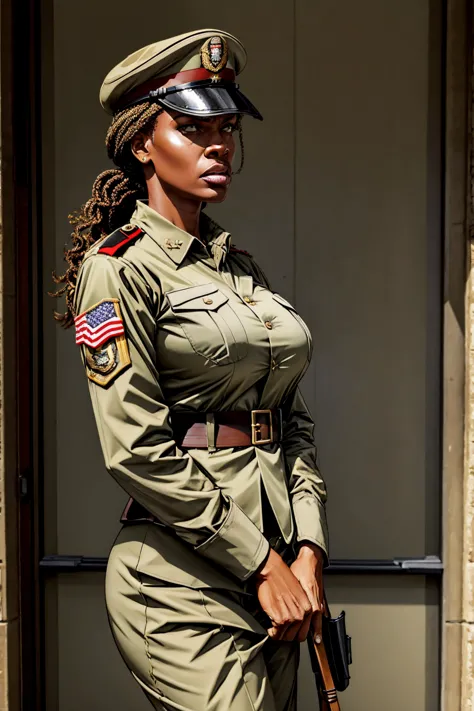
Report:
289,542,326,641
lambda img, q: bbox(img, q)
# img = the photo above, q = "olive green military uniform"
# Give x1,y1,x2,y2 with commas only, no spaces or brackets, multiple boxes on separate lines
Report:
74,26,328,711
74,201,328,709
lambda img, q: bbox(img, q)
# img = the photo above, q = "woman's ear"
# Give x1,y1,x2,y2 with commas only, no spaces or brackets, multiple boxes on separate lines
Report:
131,131,152,165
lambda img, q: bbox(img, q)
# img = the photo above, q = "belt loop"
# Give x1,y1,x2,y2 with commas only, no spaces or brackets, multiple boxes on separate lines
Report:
206,413,217,453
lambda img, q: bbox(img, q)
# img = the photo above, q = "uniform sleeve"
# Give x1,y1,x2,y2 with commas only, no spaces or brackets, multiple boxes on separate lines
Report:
74,254,269,581
281,390,329,563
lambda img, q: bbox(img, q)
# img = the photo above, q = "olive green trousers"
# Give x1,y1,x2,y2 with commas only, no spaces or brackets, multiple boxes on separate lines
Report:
106,524,299,711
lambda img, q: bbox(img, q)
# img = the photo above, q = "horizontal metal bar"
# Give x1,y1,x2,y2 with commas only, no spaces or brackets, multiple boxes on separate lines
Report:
40,556,108,572
40,555,443,575
326,556,443,575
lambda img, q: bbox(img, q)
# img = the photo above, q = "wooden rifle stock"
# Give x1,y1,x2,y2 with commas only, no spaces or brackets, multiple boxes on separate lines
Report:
310,630,341,711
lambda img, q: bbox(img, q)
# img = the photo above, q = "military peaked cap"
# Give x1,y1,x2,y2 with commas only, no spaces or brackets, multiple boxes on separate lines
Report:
100,28,262,120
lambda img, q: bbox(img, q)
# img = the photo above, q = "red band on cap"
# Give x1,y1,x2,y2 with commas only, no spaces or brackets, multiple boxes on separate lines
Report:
116,67,236,112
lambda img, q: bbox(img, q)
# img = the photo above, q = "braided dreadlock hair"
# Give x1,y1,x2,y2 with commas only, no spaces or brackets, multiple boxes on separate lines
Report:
51,101,163,328
51,102,245,328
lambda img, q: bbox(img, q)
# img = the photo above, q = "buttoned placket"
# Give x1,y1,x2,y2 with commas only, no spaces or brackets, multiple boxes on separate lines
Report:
230,284,280,392
206,261,282,392
132,200,282,392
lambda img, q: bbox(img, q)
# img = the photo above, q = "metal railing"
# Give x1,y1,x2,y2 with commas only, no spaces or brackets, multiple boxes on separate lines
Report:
40,554,443,575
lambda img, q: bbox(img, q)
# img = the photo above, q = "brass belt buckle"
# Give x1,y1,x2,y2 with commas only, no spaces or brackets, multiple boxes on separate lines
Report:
251,409,273,446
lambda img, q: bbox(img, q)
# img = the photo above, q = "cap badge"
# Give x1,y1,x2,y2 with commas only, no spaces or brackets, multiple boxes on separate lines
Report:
201,36,228,75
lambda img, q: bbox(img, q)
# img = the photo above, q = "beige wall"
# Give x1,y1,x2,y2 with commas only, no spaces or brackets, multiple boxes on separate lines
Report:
45,0,442,560
41,1,443,709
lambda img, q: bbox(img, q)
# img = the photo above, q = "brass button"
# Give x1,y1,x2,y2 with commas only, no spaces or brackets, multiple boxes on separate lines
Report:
122,223,135,232
203,297,213,305
244,296,256,306
271,359,277,370
265,321,273,330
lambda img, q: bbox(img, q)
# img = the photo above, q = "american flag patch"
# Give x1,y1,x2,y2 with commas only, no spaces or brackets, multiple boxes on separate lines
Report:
75,299,125,349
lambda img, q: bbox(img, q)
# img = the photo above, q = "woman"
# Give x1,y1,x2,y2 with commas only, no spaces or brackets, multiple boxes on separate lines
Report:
53,29,329,711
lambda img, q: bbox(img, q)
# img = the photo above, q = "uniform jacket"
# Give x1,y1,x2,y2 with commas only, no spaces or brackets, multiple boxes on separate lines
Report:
74,200,328,586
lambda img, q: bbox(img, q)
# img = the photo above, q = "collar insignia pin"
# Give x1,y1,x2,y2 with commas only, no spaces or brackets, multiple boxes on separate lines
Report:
165,238,183,250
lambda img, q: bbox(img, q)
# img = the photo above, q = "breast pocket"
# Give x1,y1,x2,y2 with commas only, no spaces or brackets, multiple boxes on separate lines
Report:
166,283,248,365
272,292,313,358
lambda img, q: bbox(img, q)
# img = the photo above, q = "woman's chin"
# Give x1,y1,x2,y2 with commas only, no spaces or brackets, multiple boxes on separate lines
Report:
201,185,229,203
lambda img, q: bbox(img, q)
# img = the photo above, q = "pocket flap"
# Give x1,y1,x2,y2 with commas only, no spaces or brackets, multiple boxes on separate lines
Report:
167,283,229,312
272,292,297,312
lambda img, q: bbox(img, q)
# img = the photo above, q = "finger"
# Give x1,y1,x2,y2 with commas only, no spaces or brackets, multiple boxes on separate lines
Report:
300,582,320,614
280,601,312,642
312,592,323,613
280,619,303,642
315,592,324,613
268,621,290,640
312,610,323,637
296,611,312,642
312,579,325,613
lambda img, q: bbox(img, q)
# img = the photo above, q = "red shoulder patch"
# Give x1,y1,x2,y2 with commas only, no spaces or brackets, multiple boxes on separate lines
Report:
230,246,253,258
98,226,144,257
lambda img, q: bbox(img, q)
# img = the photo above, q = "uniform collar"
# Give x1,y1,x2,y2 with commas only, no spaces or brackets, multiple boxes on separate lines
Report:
130,200,231,269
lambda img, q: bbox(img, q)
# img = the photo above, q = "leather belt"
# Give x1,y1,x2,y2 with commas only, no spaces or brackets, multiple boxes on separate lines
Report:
120,409,283,526
171,408,282,449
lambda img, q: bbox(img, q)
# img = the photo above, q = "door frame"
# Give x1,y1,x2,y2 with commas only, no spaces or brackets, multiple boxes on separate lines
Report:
0,0,44,708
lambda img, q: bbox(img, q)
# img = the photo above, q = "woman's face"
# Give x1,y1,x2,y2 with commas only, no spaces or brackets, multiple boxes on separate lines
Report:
133,110,239,204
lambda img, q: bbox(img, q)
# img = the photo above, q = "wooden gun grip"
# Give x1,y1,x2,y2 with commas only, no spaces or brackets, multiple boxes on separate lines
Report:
312,634,341,711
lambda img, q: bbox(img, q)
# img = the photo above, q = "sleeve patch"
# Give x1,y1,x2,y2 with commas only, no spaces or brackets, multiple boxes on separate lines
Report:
75,298,124,348
75,299,131,386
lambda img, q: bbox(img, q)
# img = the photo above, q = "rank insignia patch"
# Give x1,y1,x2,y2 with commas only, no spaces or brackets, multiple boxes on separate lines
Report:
201,36,228,74
74,299,131,386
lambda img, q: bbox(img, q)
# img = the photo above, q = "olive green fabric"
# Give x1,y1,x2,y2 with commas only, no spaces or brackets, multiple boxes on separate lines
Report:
106,524,299,711
100,29,247,114
74,199,328,583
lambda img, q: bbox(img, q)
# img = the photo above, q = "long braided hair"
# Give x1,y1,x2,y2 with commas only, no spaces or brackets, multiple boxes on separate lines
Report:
51,101,163,328
51,102,245,329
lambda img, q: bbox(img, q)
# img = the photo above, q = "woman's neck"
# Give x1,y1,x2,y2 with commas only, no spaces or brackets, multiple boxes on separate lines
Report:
146,177,201,238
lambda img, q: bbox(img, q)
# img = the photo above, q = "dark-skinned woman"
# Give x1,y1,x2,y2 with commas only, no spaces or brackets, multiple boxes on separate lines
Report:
53,29,329,711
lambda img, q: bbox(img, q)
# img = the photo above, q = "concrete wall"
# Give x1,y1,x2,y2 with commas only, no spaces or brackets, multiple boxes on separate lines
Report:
41,2,443,710
1,0,472,710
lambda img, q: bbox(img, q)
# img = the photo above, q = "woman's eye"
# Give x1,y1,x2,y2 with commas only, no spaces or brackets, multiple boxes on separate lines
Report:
179,124,199,134
223,124,238,133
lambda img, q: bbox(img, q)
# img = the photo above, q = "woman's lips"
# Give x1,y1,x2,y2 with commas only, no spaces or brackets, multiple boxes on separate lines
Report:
201,173,231,186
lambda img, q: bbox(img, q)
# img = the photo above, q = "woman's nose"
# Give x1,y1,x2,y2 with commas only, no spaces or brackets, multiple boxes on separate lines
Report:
204,142,229,160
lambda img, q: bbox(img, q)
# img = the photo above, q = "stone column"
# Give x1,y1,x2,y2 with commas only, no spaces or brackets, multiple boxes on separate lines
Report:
444,1,474,709
464,6,474,705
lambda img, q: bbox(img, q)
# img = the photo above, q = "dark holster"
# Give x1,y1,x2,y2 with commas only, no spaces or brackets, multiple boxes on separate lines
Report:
307,603,352,710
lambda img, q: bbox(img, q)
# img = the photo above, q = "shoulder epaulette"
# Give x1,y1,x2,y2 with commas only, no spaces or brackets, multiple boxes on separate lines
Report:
230,245,253,258
98,224,144,257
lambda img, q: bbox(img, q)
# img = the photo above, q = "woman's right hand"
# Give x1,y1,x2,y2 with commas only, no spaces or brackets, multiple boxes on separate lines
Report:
254,548,312,642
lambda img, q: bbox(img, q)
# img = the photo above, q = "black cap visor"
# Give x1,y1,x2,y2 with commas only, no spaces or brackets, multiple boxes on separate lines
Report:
152,80,263,120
